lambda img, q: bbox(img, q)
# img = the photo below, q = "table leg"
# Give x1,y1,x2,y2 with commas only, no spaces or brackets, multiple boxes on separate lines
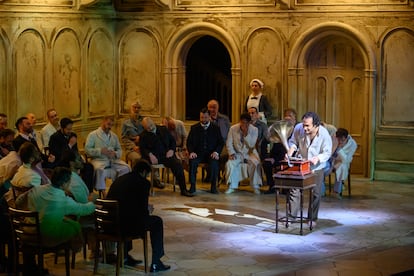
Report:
308,188,313,231
285,190,289,228
275,189,279,233
300,189,303,235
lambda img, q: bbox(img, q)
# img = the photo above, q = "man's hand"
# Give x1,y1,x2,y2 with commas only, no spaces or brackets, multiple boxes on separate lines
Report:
210,152,219,160
189,152,197,159
68,136,77,148
101,147,116,159
264,157,275,164
310,156,319,165
149,152,158,164
166,149,174,158
48,154,56,163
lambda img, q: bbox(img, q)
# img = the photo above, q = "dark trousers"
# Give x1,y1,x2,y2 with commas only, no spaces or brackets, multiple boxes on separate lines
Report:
81,162,95,193
159,156,187,193
125,216,165,264
262,160,276,187
288,169,324,220
189,153,219,192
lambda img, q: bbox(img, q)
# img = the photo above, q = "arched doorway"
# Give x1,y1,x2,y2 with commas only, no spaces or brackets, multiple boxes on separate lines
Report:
306,36,367,176
185,35,232,121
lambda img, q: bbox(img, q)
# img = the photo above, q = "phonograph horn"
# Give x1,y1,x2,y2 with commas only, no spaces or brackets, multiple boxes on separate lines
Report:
268,120,294,167
268,120,294,152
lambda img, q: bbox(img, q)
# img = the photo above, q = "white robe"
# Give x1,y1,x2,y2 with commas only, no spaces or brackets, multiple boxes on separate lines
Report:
333,135,357,182
225,123,262,189
85,127,130,190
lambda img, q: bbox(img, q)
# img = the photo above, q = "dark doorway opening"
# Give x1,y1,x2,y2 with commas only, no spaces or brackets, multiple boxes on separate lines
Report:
185,35,232,121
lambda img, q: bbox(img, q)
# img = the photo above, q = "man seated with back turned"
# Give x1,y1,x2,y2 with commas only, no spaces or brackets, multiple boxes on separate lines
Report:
85,116,130,196
187,108,224,194
139,117,193,197
107,159,171,272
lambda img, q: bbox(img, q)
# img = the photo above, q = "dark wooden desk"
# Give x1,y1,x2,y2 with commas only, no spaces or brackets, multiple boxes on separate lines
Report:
273,173,316,235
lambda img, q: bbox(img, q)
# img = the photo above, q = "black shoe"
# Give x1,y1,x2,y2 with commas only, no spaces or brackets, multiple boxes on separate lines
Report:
210,189,219,194
189,186,196,194
181,190,194,197
153,179,165,189
124,254,142,266
264,188,275,194
150,261,171,272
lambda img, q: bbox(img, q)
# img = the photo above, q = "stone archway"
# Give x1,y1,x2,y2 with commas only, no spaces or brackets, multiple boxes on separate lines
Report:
164,22,241,122
288,22,376,177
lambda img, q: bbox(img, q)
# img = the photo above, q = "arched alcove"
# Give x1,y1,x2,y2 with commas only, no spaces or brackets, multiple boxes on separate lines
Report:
288,22,376,178
164,22,241,122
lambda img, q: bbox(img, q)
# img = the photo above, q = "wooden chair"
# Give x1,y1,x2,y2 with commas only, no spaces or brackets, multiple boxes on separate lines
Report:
94,199,148,275
150,164,176,195
8,207,71,276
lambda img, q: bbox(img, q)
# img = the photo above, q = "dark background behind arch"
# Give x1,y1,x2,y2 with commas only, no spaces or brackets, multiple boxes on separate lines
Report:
185,35,232,121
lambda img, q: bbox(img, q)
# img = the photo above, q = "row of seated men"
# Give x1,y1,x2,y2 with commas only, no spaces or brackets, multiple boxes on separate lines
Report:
0,101,356,200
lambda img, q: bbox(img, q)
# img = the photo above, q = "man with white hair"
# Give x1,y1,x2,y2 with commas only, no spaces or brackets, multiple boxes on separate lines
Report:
121,101,144,168
139,117,193,197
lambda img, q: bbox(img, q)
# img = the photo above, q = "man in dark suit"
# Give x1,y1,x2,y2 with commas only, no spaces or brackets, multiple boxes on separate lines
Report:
13,116,55,169
49,117,95,192
187,108,224,194
106,159,170,272
139,117,193,197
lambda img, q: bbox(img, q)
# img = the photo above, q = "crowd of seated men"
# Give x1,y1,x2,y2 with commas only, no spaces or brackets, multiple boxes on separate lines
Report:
0,93,357,273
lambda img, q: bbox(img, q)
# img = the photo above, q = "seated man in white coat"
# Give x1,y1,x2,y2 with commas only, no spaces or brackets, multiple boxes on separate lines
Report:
331,128,357,197
225,113,262,195
85,116,130,196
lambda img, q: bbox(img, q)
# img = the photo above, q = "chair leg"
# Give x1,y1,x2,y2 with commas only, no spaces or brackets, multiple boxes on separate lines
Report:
93,240,101,274
116,242,123,276
64,247,70,276
71,250,76,269
348,172,351,197
143,233,148,273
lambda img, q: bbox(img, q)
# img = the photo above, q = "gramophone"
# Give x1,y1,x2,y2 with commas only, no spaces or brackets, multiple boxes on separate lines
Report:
268,120,311,176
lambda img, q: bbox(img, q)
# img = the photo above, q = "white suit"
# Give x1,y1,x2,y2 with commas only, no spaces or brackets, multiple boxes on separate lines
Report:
85,127,130,191
225,123,262,189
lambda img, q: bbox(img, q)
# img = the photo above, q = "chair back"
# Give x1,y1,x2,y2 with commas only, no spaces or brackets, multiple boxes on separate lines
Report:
8,207,42,248
95,199,122,236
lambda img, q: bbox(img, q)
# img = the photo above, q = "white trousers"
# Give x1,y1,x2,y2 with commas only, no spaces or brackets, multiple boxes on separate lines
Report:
225,154,262,189
90,159,130,190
